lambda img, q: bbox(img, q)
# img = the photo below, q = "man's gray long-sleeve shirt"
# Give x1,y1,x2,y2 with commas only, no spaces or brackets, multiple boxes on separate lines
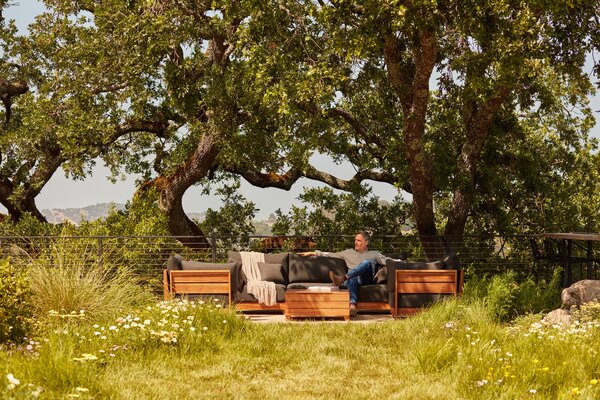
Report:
315,249,389,270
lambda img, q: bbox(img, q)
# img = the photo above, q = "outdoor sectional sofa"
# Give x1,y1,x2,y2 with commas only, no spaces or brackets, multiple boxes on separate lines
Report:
163,251,463,315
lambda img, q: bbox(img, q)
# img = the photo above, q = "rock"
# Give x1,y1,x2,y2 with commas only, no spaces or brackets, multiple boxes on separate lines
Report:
543,309,572,325
561,280,600,308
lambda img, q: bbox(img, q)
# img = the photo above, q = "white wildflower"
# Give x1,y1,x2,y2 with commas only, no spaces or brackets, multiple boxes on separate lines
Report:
6,374,20,385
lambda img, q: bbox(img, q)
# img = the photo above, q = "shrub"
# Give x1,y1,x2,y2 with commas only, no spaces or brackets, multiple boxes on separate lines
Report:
0,258,33,343
463,269,562,322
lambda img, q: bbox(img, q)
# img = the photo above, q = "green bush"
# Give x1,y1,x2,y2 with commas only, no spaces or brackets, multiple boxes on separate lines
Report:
0,258,33,343
463,269,562,322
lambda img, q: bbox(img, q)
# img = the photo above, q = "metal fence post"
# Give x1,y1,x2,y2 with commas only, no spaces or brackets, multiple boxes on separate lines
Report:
97,236,103,267
211,236,217,261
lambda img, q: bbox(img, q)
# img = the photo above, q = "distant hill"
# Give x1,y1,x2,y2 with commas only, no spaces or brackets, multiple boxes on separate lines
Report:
41,203,127,224
41,203,207,226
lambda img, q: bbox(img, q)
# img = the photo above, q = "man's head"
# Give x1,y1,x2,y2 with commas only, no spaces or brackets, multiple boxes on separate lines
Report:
354,231,370,253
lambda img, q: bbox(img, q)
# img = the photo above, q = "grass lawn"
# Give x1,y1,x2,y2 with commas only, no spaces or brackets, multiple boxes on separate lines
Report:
2,299,600,399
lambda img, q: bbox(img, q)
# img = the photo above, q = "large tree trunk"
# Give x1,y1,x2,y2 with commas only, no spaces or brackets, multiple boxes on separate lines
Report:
444,87,510,246
383,29,445,260
141,129,221,249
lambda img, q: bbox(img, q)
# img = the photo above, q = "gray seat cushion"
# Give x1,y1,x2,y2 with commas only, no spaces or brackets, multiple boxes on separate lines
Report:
358,284,388,302
234,283,287,303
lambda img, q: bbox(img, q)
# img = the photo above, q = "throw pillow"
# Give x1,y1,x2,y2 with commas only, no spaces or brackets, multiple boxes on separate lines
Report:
257,262,286,284
374,266,387,284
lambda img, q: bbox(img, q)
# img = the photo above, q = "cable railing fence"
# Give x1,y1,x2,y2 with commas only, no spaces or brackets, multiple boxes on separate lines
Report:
2,234,591,292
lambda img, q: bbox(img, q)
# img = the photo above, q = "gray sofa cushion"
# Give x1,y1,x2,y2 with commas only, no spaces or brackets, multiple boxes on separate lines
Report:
443,254,460,269
288,253,347,283
167,254,184,271
358,284,388,302
235,283,287,303
387,260,445,270
181,260,238,271
227,251,290,290
257,262,286,284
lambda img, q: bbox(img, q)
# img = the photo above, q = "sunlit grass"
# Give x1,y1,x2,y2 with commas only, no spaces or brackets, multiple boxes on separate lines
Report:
3,299,600,399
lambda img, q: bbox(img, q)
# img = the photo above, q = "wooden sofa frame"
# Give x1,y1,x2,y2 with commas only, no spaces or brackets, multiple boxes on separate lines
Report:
163,269,232,305
163,269,390,312
163,267,465,315
393,269,465,317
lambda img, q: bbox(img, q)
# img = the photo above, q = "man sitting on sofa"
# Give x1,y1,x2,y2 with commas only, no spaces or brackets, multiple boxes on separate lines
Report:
299,231,389,316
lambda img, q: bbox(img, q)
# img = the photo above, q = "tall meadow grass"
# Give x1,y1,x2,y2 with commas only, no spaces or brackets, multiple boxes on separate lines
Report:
27,242,153,323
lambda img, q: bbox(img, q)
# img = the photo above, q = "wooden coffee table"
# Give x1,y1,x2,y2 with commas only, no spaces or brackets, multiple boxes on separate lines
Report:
284,289,350,321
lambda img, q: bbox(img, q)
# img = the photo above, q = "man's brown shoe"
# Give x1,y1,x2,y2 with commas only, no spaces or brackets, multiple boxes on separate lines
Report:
349,303,357,316
329,271,346,286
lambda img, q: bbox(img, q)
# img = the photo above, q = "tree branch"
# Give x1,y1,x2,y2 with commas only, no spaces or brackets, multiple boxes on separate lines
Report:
0,79,28,124
221,163,395,191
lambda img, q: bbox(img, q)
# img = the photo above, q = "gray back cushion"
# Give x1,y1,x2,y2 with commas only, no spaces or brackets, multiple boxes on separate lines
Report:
288,253,347,283
180,260,239,271
166,254,184,270
386,260,445,270
227,252,290,289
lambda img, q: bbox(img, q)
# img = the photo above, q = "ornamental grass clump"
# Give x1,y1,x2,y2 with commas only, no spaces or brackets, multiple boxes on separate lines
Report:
27,242,153,323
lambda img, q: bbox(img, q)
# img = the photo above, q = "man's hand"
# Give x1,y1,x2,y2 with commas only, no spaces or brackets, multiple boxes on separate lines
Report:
298,251,316,256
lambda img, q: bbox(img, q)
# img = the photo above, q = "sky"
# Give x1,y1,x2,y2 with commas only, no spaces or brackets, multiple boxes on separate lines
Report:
3,1,599,220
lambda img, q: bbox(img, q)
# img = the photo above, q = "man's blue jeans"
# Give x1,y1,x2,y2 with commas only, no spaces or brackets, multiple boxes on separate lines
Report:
344,259,376,304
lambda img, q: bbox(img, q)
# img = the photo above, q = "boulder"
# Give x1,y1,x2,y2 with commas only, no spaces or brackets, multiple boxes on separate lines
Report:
561,280,600,308
543,308,572,325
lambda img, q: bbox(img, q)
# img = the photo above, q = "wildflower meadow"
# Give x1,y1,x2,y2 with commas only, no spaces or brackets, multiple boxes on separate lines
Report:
2,296,600,399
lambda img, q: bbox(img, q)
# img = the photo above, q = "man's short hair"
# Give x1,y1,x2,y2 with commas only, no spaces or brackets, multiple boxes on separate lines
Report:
356,230,371,243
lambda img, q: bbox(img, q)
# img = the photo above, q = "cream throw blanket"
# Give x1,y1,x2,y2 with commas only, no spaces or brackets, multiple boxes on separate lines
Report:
240,251,277,306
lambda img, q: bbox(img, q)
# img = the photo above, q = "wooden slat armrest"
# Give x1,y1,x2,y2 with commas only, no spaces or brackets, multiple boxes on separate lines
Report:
394,269,464,317
166,269,232,305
